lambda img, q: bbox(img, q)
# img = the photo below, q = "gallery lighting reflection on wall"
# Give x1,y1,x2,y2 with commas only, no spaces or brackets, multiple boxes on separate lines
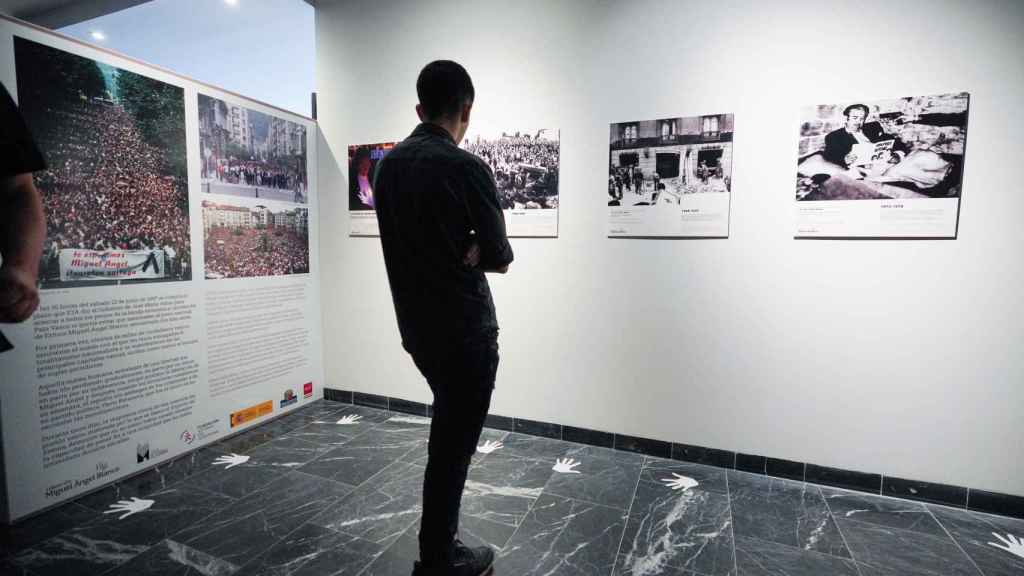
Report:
90,30,106,41
224,0,239,6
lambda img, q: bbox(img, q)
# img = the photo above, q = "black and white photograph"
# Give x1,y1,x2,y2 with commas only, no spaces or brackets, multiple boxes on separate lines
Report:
608,114,734,237
464,128,560,237
797,93,969,202
199,94,309,204
202,200,310,279
794,92,969,238
14,37,192,287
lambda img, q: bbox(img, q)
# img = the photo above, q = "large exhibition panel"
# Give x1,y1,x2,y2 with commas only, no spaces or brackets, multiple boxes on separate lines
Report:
0,18,324,522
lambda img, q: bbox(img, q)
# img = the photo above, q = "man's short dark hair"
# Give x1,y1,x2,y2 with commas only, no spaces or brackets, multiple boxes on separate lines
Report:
843,104,870,118
416,60,474,121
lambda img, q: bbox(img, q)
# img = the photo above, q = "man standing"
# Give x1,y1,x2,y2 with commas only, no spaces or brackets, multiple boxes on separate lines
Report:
373,60,513,576
1,83,47,329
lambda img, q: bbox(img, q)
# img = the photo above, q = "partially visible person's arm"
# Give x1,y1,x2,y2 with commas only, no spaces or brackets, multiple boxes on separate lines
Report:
0,174,45,322
1,84,48,323
461,159,513,273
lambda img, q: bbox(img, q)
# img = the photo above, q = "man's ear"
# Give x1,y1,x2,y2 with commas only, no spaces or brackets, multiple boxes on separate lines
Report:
461,101,473,124
415,104,425,122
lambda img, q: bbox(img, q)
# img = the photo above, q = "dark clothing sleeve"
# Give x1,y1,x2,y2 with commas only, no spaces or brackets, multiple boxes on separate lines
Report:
822,129,852,167
1,84,47,178
460,159,513,270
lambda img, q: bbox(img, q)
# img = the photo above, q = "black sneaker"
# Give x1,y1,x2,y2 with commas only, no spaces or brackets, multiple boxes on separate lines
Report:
412,540,495,576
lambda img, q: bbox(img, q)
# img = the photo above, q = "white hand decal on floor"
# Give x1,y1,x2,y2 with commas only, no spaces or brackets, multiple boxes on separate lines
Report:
553,458,582,474
336,414,363,425
989,533,1024,559
477,440,503,454
103,497,154,520
662,473,699,491
213,453,250,469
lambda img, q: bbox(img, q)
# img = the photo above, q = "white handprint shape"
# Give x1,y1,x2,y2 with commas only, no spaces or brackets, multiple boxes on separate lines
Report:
476,440,503,454
662,473,699,491
553,458,582,474
213,453,250,469
336,414,363,425
989,533,1024,559
103,497,154,520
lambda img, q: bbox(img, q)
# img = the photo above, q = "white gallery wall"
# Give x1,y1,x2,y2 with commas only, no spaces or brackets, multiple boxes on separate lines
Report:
315,0,1024,497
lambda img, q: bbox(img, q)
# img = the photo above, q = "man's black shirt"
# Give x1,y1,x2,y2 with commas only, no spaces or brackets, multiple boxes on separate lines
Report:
373,123,513,355
1,83,47,178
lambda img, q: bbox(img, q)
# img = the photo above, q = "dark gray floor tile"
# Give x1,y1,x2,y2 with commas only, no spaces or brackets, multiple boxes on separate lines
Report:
184,450,290,500
174,471,353,568
241,523,383,576
215,427,279,455
616,485,734,576
735,535,861,576
837,518,980,576
363,512,517,576
544,450,642,510
0,555,35,575
728,471,850,559
309,462,424,548
373,414,433,436
821,487,947,538
243,436,328,469
104,539,239,575
461,452,554,527
298,430,423,487
0,501,97,558
280,420,363,448
641,457,729,496
12,484,231,576
929,504,1024,576
497,494,627,576
498,432,593,462
399,428,509,466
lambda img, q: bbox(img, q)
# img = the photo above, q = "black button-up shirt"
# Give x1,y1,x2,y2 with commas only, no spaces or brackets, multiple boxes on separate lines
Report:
1,84,47,178
374,123,513,355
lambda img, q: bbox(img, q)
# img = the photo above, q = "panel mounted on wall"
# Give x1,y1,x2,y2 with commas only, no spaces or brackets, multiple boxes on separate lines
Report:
794,92,970,238
0,16,324,523
463,128,560,237
348,141,396,237
608,114,734,238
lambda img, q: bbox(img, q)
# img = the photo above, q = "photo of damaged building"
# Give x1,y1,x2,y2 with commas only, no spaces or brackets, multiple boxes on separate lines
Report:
608,113,734,206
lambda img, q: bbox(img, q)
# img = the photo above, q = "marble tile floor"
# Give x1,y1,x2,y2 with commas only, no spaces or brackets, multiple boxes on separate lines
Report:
3,399,1023,575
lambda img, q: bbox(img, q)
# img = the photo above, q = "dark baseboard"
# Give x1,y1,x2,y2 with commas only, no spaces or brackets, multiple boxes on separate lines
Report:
323,387,1023,520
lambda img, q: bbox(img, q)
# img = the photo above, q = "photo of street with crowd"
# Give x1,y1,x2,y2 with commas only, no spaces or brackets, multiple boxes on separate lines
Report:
464,130,560,210
14,37,191,287
202,201,309,279
199,94,308,204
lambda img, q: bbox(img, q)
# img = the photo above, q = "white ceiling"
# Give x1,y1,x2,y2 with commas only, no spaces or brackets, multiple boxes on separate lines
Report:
0,0,153,28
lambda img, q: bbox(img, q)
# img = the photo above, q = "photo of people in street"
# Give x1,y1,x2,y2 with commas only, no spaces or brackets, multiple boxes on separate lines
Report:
202,201,309,279
199,94,309,204
14,37,191,288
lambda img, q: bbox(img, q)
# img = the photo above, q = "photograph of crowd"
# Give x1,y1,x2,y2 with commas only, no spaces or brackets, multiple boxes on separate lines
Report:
796,93,970,201
464,129,560,210
14,37,191,288
199,94,309,204
608,114,734,207
348,142,396,212
202,201,309,279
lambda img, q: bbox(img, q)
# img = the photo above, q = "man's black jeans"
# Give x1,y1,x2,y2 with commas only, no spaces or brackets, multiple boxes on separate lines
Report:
412,338,499,568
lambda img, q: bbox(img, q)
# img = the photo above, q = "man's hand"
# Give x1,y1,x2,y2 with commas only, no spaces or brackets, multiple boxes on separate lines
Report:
0,266,40,323
844,152,858,167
